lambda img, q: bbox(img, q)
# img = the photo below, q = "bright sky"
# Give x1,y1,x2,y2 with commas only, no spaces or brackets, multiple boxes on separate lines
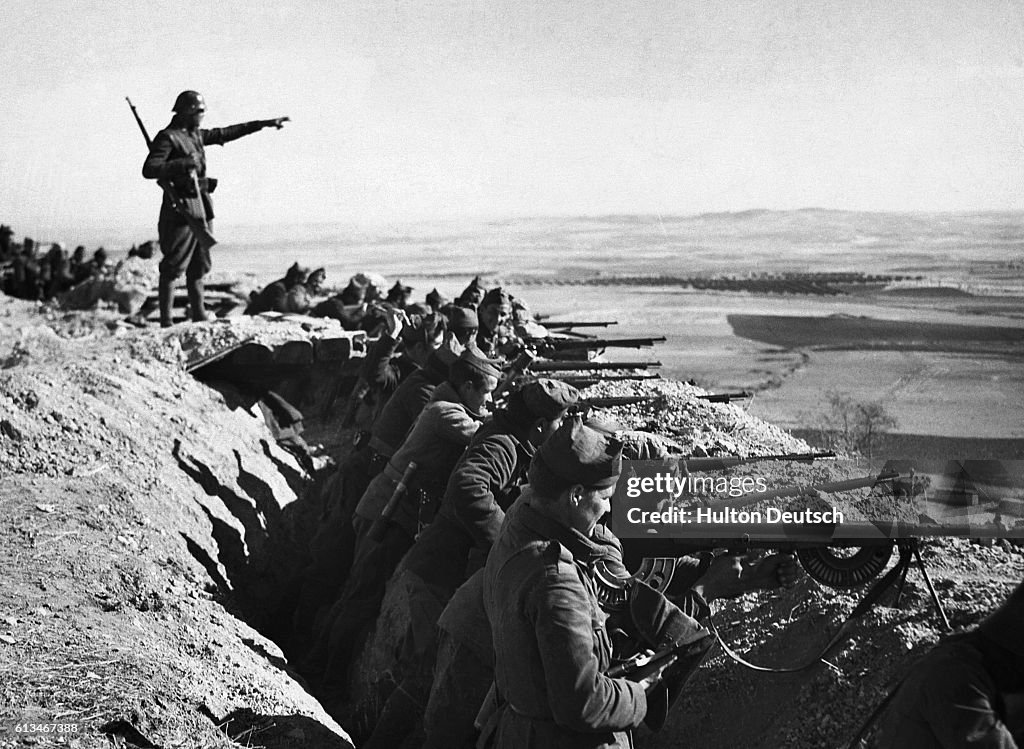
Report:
2,0,1023,245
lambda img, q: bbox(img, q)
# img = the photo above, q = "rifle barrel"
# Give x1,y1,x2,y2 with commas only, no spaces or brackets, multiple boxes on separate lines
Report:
545,373,663,383
543,336,666,351
697,391,753,403
681,451,836,471
529,360,662,372
708,470,900,512
541,320,619,329
582,396,656,408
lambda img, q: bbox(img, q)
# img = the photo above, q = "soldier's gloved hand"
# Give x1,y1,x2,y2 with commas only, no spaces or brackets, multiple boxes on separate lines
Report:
264,117,290,130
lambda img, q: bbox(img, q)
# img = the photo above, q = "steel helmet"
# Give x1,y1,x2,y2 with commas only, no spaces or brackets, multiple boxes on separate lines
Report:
172,90,206,114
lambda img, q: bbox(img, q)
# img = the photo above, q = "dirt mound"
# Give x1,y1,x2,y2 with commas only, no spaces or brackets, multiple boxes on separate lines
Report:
1,291,1021,749
0,293,351,748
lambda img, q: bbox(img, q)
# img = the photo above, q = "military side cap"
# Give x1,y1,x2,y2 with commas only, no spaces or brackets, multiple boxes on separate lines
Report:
458,345,502,379
459,275,483,296
426,288,447,308
531,418,623,491
520,378,579,420
339,280,366,304
978,579,1024,656
480,286,511,308
445,305,479,331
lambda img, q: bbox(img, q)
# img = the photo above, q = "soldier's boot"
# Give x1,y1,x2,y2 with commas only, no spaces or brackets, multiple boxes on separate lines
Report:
186,277,208,322
158,277,175,328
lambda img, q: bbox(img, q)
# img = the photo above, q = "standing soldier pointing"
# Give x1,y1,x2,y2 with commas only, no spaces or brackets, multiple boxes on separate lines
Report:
142,90,288,327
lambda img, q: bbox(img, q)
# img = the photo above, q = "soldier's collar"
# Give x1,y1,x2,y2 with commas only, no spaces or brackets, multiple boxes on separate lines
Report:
520,500,602,566
490,411,537,457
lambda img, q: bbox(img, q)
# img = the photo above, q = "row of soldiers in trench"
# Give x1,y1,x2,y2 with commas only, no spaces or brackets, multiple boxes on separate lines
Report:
281,276,1023,748
280,275,806,749
0,224,138,302
244,265,521,355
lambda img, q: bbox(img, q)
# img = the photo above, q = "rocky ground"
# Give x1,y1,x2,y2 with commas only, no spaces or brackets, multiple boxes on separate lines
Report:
1,291,1021,748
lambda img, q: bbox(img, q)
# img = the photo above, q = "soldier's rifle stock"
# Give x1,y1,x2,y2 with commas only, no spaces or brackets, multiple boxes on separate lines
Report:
126,97,217,252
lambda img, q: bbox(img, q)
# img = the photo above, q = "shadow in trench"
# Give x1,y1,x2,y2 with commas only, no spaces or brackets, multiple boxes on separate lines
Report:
179,531,231,592
261,438,308,498
199,705,350,749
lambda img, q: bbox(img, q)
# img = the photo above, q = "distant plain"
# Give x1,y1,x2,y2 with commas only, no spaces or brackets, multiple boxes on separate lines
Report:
213,210,1024,441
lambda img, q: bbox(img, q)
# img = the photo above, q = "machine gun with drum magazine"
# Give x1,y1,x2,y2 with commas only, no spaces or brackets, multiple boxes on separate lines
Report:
604,463,954,634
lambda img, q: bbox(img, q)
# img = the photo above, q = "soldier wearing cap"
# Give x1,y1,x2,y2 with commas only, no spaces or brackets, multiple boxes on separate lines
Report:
142,90,289,327
442,304,480,346
479,418,712,749
245,263,308,315
875,579,1024,748
349,308,446,432
477,286,516,358
314,346,501,694
359,379,580,747
457,276,486,307
425,287,447,312
387,280,413,308
310,276,369,327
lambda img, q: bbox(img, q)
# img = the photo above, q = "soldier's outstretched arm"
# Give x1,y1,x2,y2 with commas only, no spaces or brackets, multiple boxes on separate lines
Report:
202,117,289,146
